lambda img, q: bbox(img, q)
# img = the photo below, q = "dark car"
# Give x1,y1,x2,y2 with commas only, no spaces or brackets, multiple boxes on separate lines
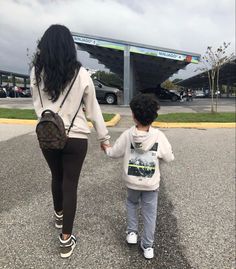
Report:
19,87,32,97
141,86,180,101
0,87,7,98
93,79,122,104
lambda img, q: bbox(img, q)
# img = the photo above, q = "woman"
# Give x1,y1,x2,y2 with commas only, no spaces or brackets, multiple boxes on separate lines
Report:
30,24,110,258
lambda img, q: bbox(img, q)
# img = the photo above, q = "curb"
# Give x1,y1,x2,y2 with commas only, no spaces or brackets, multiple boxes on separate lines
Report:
104,114,121,127
152,122,236,128
0,114,121,127
0,118,37,125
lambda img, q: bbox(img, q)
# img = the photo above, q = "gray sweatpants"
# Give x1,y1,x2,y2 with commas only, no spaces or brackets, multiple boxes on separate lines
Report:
126,188,158,248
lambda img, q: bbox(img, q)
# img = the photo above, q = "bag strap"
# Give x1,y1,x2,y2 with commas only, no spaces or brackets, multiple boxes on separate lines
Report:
37,83,43,108
66,101,83,135
59,68,79,110
37,68,79,110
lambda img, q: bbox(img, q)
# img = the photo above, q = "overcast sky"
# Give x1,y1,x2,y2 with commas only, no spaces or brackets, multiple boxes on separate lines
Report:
0,0,235,80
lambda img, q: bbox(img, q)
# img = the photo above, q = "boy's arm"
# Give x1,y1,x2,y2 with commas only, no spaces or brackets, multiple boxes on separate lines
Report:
158,132,174,162
105,131,127,158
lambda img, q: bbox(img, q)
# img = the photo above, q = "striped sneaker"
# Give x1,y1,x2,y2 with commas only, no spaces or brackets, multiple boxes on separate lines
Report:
54,211,63,229
59,234,77,258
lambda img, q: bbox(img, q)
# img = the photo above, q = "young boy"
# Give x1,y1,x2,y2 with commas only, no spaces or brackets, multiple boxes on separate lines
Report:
103,94,174,259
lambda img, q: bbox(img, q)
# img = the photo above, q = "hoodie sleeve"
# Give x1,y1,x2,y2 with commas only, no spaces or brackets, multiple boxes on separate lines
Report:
83,74,110,143
106,131,128,158
157,131,174,162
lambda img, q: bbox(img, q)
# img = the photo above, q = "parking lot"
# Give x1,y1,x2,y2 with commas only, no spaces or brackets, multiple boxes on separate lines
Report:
0,98,235,269
0,97,235,114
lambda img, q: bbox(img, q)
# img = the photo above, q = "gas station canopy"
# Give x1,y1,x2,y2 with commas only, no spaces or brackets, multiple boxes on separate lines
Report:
178,56,236,88
72,32,200,105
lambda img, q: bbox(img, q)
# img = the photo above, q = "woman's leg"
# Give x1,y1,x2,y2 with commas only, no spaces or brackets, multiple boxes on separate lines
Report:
42,149,63,212
61,138,87,236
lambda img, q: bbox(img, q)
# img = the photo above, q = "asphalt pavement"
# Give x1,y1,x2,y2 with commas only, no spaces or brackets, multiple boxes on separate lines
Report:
0,118,235,269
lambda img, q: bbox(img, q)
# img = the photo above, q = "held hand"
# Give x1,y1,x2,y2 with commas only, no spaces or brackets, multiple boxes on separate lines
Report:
100,142,111,152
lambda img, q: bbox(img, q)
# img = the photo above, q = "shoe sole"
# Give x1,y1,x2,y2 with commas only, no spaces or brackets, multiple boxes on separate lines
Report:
55,223,62,229
60,243,76,258
143,253,154,259
126,239,138,244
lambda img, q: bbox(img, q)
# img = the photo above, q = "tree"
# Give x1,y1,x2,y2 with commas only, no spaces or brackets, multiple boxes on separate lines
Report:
161,80,181,91
196,42,233,112
26,39,40,72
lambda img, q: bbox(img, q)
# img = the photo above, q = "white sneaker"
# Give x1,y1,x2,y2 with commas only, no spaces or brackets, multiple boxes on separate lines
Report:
140,241,154,259
126,232,138,244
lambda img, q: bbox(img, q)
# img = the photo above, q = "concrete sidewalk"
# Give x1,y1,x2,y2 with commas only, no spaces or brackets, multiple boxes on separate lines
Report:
0,124,235,269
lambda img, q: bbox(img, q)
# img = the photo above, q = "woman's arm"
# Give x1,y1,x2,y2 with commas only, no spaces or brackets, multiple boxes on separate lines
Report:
83,74,110,143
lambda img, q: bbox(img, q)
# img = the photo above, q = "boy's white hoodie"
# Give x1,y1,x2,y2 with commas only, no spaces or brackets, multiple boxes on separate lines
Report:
106,126,174,191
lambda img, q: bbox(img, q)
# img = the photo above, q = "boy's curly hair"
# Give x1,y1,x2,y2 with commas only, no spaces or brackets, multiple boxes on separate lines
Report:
130,94,160,126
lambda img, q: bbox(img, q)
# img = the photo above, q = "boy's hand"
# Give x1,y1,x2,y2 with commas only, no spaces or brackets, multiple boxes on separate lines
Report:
100,142,111,152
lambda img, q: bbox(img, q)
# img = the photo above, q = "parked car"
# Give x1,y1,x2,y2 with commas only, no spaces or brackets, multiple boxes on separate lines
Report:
0,86,7,98
208,90,222,98
194,90,205,98
93,79,122,104
141,85,180,101
19,87,31,97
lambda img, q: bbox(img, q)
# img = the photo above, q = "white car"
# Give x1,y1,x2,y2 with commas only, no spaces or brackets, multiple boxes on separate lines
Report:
194,90,205,97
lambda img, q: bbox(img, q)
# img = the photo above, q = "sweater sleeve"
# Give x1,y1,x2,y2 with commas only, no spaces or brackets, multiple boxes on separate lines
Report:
106,131,127,158
157,131,174,162
30,67,35,97
83,74,110,143
30,66,42,119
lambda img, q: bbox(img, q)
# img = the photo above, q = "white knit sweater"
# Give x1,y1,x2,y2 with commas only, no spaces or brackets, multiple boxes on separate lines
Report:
30,66,110,142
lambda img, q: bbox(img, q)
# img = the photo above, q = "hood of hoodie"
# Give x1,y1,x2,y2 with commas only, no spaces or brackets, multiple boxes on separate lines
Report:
130,126,159,154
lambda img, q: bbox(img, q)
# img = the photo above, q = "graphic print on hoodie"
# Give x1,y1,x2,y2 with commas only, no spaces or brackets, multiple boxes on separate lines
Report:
128,142,158,178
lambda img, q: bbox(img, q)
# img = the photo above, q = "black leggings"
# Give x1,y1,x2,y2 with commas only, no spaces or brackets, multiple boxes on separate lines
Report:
42,138,88,234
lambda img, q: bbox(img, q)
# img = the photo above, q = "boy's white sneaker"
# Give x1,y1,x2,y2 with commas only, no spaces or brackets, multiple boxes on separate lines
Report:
126,232,138,244
140,241,154,259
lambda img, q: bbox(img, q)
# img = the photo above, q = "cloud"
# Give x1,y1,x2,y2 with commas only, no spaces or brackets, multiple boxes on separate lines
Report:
0,0,235,79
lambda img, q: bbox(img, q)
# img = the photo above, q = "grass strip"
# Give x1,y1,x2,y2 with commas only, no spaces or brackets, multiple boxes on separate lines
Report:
156,112,236,122
0,108,235,123
0,108,115,122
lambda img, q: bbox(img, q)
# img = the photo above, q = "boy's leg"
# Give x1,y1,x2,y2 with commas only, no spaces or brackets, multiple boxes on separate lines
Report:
140,189,158,248
126,188,141,233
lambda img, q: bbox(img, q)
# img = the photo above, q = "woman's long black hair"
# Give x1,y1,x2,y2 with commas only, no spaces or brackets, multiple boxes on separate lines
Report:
33,24,82,102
